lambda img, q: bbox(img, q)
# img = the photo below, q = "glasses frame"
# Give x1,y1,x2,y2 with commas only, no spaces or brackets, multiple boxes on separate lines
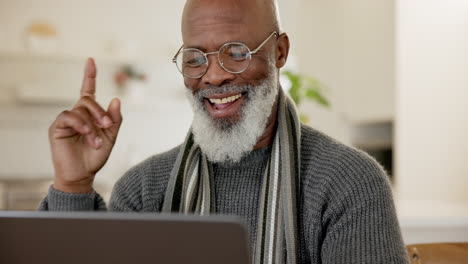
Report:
172,31,278,79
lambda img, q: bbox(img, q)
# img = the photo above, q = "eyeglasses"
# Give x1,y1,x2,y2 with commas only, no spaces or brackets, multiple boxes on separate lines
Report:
172,32,278,79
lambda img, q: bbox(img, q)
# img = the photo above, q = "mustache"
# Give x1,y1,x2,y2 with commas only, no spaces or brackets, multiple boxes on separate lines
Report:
193,84,252,101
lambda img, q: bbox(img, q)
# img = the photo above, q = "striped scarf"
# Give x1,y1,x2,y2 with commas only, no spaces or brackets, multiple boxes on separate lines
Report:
162,88,301,264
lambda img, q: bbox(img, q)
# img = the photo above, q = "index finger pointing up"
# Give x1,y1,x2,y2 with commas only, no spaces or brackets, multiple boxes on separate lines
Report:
81,58,97,99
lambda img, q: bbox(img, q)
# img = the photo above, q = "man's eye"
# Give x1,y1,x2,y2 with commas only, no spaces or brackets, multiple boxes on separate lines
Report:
185,57,205,66
229,52,248,61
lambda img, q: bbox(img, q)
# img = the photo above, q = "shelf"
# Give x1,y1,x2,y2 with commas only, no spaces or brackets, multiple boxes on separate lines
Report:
0,50,159,65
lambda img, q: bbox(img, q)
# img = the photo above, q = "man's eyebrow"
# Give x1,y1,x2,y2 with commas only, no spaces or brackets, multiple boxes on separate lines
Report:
184,40,249,51
184,45,205,51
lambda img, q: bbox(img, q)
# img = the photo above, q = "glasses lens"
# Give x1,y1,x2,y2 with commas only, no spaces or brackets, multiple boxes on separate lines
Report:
176,49,208,78
219,43,251,73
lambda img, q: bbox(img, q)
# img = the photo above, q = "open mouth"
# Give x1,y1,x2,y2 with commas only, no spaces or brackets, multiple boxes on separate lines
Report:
204,92,247,118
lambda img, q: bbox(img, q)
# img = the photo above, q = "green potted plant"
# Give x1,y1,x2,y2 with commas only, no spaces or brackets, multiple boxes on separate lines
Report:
281,70,330,123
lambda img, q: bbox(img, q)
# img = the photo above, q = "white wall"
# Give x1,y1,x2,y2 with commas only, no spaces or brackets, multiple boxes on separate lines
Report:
395,0,468,218
293,0,395,144
0,0,185,58
342,0,395,123
293,0,349,144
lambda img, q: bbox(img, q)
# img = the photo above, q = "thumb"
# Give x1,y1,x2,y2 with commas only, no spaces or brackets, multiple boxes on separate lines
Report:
107,98,122,137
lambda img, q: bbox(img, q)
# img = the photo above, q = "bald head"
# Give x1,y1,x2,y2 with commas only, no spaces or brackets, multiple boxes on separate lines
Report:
182,0,281,39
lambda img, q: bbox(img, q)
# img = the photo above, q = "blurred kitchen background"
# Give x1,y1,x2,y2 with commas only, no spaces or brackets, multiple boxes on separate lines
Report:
0,0,467,244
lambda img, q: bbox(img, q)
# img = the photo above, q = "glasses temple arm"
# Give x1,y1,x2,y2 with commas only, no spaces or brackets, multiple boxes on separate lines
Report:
250,31,278,55
172,45,184,63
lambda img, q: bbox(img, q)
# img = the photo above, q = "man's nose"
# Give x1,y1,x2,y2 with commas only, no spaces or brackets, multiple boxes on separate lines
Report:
201,54,236,87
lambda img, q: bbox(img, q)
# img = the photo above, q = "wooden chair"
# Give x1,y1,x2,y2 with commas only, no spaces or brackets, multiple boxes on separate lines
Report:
406,243,468,264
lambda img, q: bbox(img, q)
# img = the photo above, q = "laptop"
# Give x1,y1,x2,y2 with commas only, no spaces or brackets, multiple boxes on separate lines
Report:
0,211,251,264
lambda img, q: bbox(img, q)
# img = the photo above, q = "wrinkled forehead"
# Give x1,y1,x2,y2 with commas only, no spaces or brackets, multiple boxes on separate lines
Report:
181,0,271,44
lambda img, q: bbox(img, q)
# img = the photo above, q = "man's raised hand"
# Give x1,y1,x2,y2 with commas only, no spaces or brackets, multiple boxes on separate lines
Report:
49,58,123,193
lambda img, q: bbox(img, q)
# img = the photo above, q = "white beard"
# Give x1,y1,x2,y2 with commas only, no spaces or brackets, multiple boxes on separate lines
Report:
185,75,278,163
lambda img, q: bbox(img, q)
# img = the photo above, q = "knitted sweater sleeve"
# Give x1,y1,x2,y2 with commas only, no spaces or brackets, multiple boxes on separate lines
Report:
37,159,145,211
37,146,179,212
37,169,144,212
37,186,108,211
319,154,409,264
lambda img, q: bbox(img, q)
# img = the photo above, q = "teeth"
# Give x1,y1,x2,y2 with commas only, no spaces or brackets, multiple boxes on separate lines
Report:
208,94,242,104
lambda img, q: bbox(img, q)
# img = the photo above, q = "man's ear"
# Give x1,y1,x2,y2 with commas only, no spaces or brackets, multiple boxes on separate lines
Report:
275,33,290,68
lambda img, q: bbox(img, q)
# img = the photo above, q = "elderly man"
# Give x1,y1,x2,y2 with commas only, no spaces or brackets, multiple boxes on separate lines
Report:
40,0,409,263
